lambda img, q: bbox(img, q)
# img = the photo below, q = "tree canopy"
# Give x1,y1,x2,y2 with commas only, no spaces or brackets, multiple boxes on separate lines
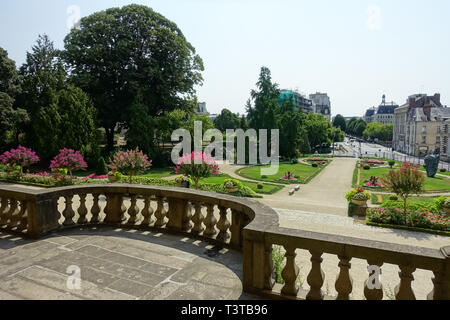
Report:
63,4,204,151
214,108,241,132
332,114,346,132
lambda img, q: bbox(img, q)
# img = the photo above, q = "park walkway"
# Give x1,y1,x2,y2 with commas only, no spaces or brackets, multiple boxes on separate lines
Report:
258,158,358,216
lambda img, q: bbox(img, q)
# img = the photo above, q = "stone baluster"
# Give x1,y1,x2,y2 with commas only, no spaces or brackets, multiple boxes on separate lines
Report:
216,206,230,242
203,203,217,237
62,195,75,226
90,193,101,223
141,195,154,226
154,196,167,227
230,209,246,248
0,197,9,225
264,243,275,290
335,255,353,300
77,194,88,224
364,260,384,300
10,199,26,228
127,194,139,225
4,199,18,227
17,200,28,231
395,265,416,300
428,246,450,300
306,250,325,300
104,193,126,224
281,245,299,297
191,201,204,235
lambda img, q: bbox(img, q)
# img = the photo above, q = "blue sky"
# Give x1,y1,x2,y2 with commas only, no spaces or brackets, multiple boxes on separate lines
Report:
1,0,450,117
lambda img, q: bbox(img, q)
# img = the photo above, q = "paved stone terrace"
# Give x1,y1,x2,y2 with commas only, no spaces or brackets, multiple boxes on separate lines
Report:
0,227,252,300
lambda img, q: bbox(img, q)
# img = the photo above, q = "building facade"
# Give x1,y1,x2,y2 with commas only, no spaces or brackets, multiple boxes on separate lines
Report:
393,93,450,157
309,92,331,121
278,90,314,114
363,95,399,124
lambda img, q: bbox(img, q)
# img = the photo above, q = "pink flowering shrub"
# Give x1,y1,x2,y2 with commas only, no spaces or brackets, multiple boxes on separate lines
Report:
108,148,152,184
0,146,39,173
281,176,296,180
50,148,88,176
174,152,219,189
367,207,449,231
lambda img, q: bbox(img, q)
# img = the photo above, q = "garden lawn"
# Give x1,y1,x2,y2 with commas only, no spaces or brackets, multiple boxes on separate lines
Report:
201,174,283,195
235,162,328,184
356,166,450,192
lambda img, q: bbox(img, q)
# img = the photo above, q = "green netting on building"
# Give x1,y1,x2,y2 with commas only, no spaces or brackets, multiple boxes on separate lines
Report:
277,90,296,106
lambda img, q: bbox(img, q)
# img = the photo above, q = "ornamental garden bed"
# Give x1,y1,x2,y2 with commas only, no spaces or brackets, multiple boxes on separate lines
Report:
366,207,450,236
354,165,450,193
235,161,331,185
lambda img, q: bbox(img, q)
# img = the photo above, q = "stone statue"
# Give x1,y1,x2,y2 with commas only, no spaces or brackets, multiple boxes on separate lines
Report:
424,151,440,178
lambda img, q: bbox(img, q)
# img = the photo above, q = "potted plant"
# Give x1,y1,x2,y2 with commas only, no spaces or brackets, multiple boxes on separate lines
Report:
174,152,219,189
175,176,191,188
345,188,370,206
107,170,123,183
443,198,450,215
224,179,240,193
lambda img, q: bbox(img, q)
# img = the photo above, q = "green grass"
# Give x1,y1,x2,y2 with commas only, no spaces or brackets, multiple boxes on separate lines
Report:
196,174,283,195
355,166,450,193
140,167,176,179
235,162,329,184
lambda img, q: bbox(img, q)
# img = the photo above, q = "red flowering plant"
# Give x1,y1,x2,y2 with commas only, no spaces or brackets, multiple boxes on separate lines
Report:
380,162,425,223
108,148,152,184
0,146,39,175
174,152,219,189
50,148,88,177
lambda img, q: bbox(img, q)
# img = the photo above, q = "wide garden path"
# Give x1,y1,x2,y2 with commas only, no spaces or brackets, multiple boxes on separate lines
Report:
256,158,358,216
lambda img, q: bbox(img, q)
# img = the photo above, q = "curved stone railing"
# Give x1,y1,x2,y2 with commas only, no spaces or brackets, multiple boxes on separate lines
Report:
0,184,448,300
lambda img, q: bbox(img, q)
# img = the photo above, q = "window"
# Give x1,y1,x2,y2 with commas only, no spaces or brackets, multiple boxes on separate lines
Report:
422,136,426,144
422,126,427,133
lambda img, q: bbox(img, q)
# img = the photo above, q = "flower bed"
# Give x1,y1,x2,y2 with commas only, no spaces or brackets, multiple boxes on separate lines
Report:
362,159,385,165
367,207,449,233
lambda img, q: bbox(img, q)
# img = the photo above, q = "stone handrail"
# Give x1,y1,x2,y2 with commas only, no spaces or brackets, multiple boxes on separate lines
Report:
0,184,449,300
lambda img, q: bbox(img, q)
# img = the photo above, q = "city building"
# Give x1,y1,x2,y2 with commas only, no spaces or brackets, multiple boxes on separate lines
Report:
277,90,313,114
196,102,208,114
393,93,450,157
309,92,331,121
363,95,399,124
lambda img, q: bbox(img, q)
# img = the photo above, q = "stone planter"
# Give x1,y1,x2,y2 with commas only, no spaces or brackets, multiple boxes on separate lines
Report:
351,198,368,206
108,175,118,183
443,206,450,215
226,186,239,193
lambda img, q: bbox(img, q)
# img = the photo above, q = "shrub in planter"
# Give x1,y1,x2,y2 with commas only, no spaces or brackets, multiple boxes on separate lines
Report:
345,188,370,203
261,175,268,179
363,165,371,170
0,146,40,175
257,183,264,190
389,195,399,201
175,152,219,189
312,163,318,168
50,148,87,177
224,179,242,192
108,148,152,184
440,168,447,173
388,161,395,168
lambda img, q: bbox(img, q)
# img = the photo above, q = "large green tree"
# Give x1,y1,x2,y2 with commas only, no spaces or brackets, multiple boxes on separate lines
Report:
17,35,99,164
363,122,393,141
333,114,346,132
304,113,332,151
214,108,241,132
0,47,28,150
246,67,280,133
63,4,204,152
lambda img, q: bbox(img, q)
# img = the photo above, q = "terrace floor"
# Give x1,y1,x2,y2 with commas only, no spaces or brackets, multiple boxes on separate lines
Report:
0,227,252,300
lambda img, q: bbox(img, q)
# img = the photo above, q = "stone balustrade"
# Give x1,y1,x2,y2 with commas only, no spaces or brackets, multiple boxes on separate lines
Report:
0,184,449,300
